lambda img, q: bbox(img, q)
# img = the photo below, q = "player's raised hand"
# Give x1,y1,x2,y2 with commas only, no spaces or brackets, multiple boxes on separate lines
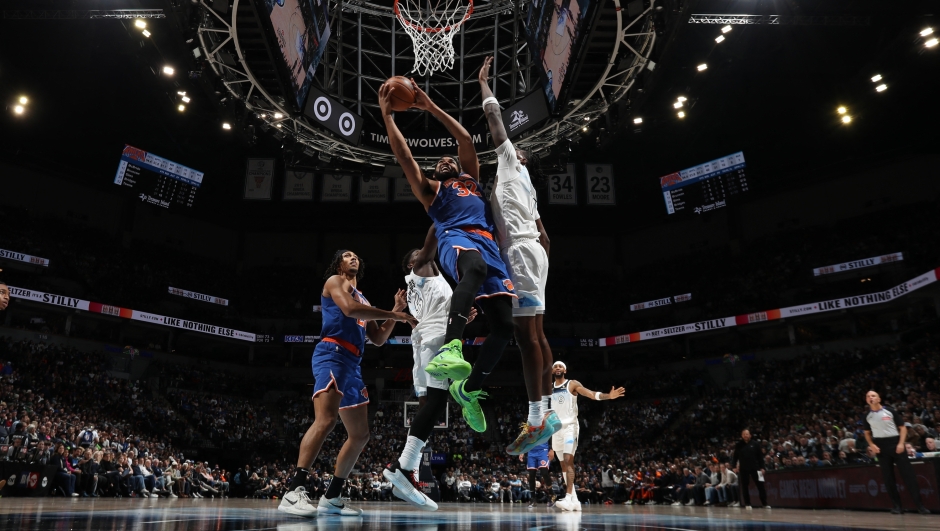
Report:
393,289,407,312
378,82,395,116
609,386,626,400
478,55,493,86
410,78,436,111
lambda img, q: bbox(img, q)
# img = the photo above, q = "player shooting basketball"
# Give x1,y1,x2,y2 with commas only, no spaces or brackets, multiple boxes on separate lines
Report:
379,81,516,444
478,55,560,456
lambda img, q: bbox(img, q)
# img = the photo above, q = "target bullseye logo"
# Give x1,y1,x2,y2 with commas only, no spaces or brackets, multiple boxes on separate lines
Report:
313,97,332,121
339,112,355,137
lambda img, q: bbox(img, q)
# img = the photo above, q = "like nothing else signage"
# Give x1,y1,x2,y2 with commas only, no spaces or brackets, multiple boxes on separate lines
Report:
501,90,551,139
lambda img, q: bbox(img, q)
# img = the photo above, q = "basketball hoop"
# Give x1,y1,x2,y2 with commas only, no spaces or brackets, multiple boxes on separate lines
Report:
394,0,473,76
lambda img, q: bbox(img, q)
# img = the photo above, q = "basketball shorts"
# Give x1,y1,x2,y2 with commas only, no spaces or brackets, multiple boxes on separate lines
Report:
438,228,517,300
411,329,449,396
311,340,369,410
552,423,579,456
527,446,550,470
501,239,548,316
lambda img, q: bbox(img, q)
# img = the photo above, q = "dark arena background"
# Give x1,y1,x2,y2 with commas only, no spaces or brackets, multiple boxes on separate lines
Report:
0,1,939,530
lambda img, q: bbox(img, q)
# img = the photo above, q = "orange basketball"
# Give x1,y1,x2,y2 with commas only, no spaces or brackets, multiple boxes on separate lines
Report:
385,76,417,111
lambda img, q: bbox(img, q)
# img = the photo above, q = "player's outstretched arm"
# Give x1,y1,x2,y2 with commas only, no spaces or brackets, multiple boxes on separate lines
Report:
411,80,480,179
324,276,417,327
479,56,509,148
379,83,436,209
366,289,410,346
569,380,626,401
413,224,439,270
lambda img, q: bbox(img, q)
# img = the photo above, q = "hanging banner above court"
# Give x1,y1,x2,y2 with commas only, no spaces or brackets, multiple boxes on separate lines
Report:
321,174,352,201
585,163,616,205
245,158,275,200
283,169,315,200
168,287,229,306
0,248,50,267
812,252,903,276
600,266,939,347
359,177,390,202
547,164,577,205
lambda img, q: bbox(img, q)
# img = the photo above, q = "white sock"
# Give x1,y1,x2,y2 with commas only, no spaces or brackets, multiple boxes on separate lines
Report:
528,401,542,426
541,395,552,413
399,435,426,471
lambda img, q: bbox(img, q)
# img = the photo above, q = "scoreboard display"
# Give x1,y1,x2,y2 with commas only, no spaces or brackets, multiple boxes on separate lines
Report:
660,152,748,215
114,145,204,209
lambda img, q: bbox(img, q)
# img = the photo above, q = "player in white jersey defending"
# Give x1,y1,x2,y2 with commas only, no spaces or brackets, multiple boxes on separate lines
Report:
550,361,625,511
478,56,560,455
383,225,476,511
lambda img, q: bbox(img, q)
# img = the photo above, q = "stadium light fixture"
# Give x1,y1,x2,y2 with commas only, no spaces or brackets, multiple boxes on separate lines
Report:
715,35,725,43
842,115,852,124
583,116,590,121
875,84,887,92
178,105,185,112
13,105,24,115
837,106,847,115
871,74,882,82
677,111,686,119
677,96,687,102
182,96,191,103
276,124,282,128
135,20,147,29
633,117,643,124
163,66,175,76
926,38,939,48
722,25,732,34
18,96,27,105
274,112,283,119
222,123,232,130
177,91,186,96
673,101,683,109
697,63,708,71
921,27,934,37
142,30,151,38
582,127,588,132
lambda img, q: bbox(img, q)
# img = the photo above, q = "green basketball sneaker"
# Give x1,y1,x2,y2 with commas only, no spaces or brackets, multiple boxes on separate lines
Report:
449,379,488,433
425,339,471,381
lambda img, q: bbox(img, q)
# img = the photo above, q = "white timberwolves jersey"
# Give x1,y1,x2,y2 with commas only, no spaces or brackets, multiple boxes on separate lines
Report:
405,271,452,339
551,380,578,425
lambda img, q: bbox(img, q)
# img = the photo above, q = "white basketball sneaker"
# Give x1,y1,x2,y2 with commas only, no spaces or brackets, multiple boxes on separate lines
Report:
278,487,318,518
555,494,576,512
318,495,363,516
384,463,438,511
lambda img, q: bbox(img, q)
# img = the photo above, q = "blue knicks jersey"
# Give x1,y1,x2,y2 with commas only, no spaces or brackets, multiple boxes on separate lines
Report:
320,286,369,356
427,174,495,233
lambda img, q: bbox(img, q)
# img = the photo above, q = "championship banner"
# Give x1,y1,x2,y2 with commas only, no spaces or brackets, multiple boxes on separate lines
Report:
547,164,578,205
321,174,353,202
168,287,229,306
9,286,255,342
813,252,904,276
585,164,616,205
245,158,275,200
0,249,50,267
600,267,940,347
393,177,420,202
359,177,390,203
283,169,314,201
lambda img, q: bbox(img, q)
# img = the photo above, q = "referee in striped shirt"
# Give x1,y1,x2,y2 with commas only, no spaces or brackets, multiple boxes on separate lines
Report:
863,390,930,514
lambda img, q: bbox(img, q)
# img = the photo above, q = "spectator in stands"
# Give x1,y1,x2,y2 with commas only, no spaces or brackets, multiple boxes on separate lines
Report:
718,462,737,506
52,443,79,497
691,465,710,506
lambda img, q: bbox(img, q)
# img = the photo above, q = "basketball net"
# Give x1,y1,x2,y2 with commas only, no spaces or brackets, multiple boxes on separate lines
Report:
394,0,473,76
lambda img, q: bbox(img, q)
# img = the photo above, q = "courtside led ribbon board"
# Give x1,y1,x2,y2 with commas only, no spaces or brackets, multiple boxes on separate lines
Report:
600,266,939,347
630,293,693,311
812,252,903,276
0,248,50,267
168,287,229,307
9,286,255,342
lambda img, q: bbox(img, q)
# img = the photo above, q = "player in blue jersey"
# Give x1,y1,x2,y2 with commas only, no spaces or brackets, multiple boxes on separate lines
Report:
379,80,517,444
520,441,554,508
279,250,416,518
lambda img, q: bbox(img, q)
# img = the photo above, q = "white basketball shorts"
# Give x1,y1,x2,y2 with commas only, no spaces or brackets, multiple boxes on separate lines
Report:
412,330,449,396
501,239,548,317
552,423,579,457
